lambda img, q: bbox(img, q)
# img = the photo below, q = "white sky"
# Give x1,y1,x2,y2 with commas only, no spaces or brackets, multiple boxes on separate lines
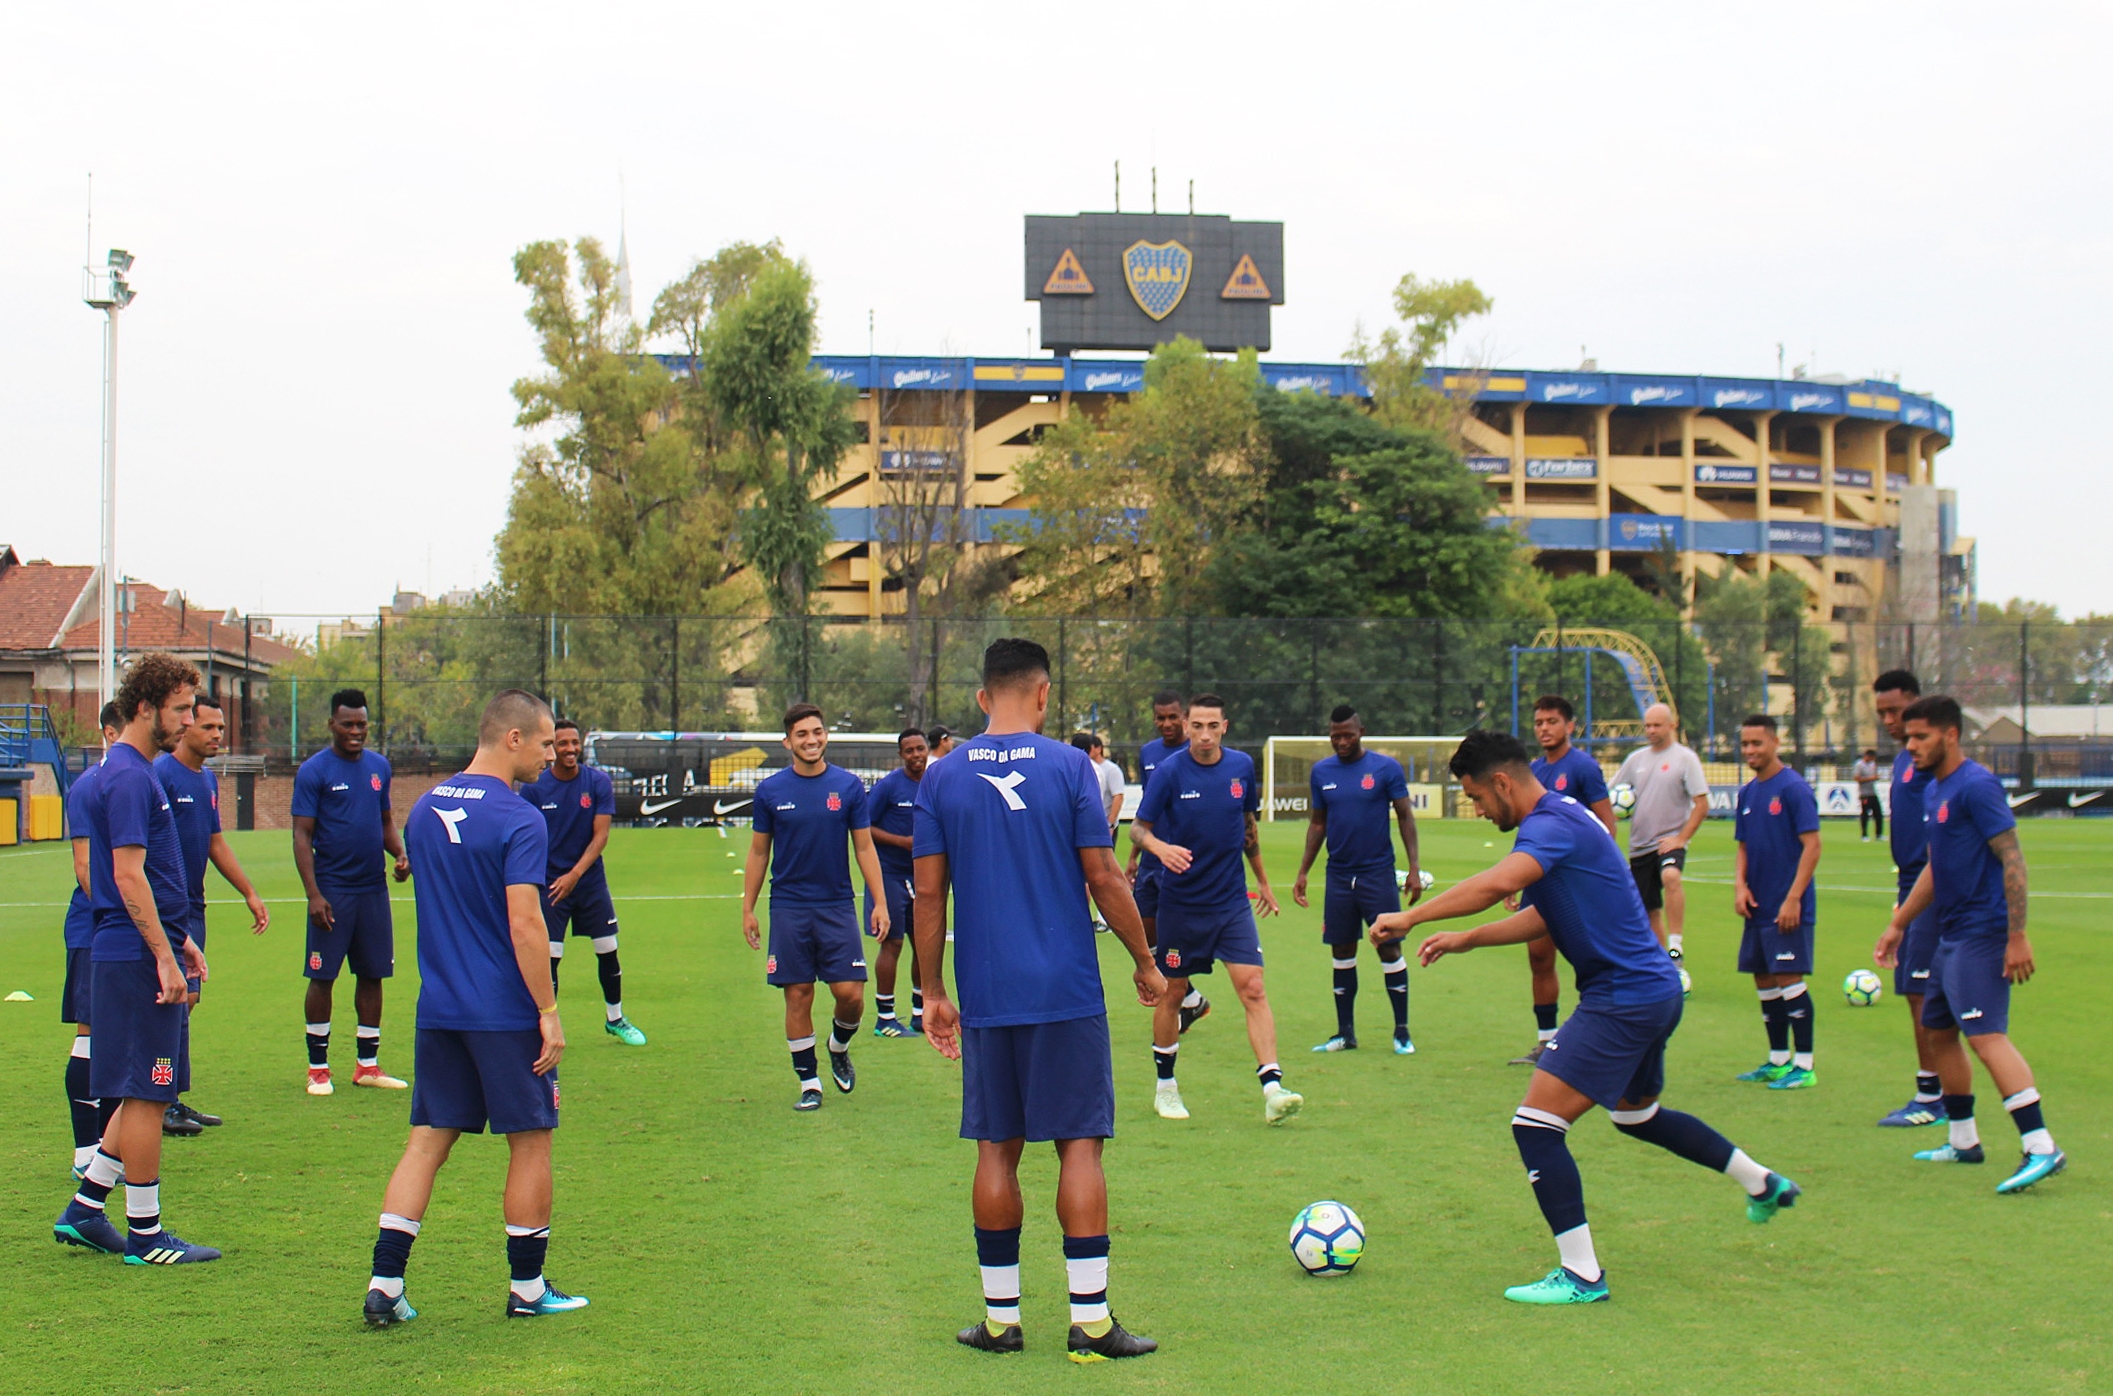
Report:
5,2,2109,621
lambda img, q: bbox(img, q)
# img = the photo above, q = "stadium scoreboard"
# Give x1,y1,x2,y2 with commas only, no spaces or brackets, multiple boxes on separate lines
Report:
1026,212,1284,354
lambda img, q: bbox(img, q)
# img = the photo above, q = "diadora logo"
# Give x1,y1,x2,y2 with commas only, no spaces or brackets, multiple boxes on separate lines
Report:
1179,790,1201,800
1321,782,1338,791
826,792,841,811
1361,774,1375,790
1961,1008,1984,1020
775,802,796,811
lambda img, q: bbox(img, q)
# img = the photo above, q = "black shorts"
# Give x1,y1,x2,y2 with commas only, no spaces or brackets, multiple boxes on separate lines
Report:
1628,847,1688,911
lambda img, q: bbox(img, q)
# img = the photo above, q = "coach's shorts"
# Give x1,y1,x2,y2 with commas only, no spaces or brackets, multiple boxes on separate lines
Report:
1627,847,1687,911
1921,936,2010,1037
1154,900,1263,979
1540,993,1684,1109
1322,868,1400,945
1738,918,1815,976
87,955,185,1103
863,871,914,943
544,875,620,946
1133,867,1163,919
410,1027,559,1134
1893,873,1940,998
961,1014,1115,1143
61,945,93,1024
305,886,394,980
766,901,868,986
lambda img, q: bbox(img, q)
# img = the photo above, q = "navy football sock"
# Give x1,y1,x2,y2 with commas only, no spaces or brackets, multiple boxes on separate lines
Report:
1610,1103,1737,1171
1758,989,1789,1057
1782,983,1813,1059
1511,1107,1587,1236
1381,954,1409,1032
306,1022,331,1069
1153,1044,1177,1081
595,949,622,1008
548,957,561,991
975,1225,1022,1326
66,1048,99,1150
506,1225,550,1298
371,1213,419,1296
876,993,896,1020
789,1036,819,1088
1534,1002,1560,1034
1331,957,1358,1038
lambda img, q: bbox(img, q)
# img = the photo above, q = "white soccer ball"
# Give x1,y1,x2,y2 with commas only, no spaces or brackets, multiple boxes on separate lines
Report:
1396,868,1437,893
1843,969,1883,1006
1289,1200,1365,1277
1610,783,1637,818
1678,966,1692,998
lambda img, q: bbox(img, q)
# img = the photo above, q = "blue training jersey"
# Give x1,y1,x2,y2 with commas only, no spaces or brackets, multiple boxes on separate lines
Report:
1924,759,2015,941
1133,735,1187,874
153,753,221,910
1309,749,1408,874
868,767,921,879
912,730,1111,1027
62,766,99,951
525,764,614,887
84,742,191,962
1134,746,1260,913
1735,766,1819,926
291,746,393,890
752,763,870,904
1888,748,1928,885
1513,791,1683,1007
1532,746,1609,809
407,772,548,1032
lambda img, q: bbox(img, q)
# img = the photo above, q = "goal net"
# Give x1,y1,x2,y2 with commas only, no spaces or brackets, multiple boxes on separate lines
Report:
1261,736,1466,822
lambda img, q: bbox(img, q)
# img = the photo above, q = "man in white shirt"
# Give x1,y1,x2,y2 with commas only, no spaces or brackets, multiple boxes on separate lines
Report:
1610,704,1711,958
1072,734,1127,830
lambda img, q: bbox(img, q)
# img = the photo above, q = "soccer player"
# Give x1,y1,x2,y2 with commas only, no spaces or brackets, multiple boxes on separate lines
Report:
155,694,272,1132
1730,715,1822,1090
1127,690,1209,1031
1131,694,1302,1125
527,718,646,1047
293,688,411,1095
1513,695,1616,1065
1291,705,1421,1055
53,653,220,1265
1876,695,2065,1194
1851,748,1883,842
362,689,585,1325
867,728,928,1037
926,725,957,759
1872,669,1945,1127
1610,703,1710,956
1079,732,1126,828
741,703,892,1111
913,638,1163,1360
58,703,122,1176
1375,730,1799,1306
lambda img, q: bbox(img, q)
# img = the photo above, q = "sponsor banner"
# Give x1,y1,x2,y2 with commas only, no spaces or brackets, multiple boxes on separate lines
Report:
1609,514,1683,550
1781,385,1844,413
1465,454,1511,475
1613,377,1694,408
1072,363,1146,394
1886,473,1908,493
884,360,965,391
972,361,1066,390
1405,783,1445,816
1768,521,1825,554
1694,462,1758,485
1816,782,1889,817
1528,375,1608,404
1769,462,1822,485
1833,466,1873,489
617,792,753,823
1525,457,1597,480
1700,379,1771,409
2000,788,2113,817
1262,364,1358,396
1832,526,1876,557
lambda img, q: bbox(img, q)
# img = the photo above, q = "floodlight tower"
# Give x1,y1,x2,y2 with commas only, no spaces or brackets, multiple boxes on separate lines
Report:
83,247,135,713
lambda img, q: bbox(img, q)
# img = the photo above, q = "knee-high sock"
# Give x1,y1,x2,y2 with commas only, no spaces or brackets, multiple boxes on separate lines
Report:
1781,982,1813,1067
975,1225,1021,1326
1382,953,1409,1032
595,948,623,1018
1064,1233,1112,1326
2005,1088,2055,1154
1757,988,1789,1062
1512,1107,1598,1280
66,1038,99,1152
1331,956,1358,1038
1610,1101,1772,1195
370,1213,420,1299
506,1224,550,1301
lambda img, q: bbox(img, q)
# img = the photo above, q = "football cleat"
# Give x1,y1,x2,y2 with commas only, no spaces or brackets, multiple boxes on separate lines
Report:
1735,1061,1794,1083
873,1018,914,1038
829,1050,855,1094
506,1284,589,1317
957,1320,1024,1353
353,1066,409,1089
1913,1143,1986,1164
1746,1172,1801,1223
363,1288,418,1327
1067,1316,1156,1361
1263,1082,1304,1126
161,1104,204,1138
795,1087,823,1112
1311,1034,1357,1053
173,1102,223,1127
53,1208,125,1255
1768,1067,1817,1091
1996,1149,2067,1195
1178,997,1211,1034
1503,1267,1608,1305
1153,1085,1189,1121
1509,1042,1549,1067
1878,1100,1945,1127
1393,1030,1415,1056
604,1018,648,1047
307,1067,334,1096
123,1231,222,1265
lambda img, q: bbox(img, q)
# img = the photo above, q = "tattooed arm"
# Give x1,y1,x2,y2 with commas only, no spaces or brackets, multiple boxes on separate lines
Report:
1990,828,2035,984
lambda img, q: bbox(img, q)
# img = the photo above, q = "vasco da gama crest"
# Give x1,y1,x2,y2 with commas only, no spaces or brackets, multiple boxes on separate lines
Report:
1123,240,1192,321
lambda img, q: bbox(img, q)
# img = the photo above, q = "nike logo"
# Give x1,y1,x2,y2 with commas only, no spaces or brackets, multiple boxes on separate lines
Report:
2068,791,2105,808
2006,792,2035,808
639,798,685,815
712,798,750,815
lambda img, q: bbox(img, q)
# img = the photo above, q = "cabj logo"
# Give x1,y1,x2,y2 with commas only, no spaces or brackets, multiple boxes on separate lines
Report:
1123,240,1191,320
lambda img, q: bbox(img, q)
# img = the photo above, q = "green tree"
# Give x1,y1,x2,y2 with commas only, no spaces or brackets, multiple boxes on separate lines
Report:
1692,568,1833,755
1535,574,1711,743
1348,273,1494,440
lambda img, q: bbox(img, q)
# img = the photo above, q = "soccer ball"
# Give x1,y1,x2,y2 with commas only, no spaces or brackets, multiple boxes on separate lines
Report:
1609,783,1637,818
1678,966,1692,998
1843,969,1883,1006
1396,868,1437,894
1289,1200,1365,1277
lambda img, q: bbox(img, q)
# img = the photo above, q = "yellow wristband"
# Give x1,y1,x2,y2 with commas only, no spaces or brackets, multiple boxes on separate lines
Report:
539,1003,559,1016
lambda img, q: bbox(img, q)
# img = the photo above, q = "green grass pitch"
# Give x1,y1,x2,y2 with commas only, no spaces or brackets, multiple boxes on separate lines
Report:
0,816,2105,1395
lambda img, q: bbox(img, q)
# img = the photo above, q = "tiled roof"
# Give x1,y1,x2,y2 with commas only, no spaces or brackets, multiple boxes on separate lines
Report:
0,558,95,650
56,583,299,668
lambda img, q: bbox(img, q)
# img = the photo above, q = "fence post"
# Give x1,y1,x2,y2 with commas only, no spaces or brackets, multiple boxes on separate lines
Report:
539,613,549,701
1184,618,1195,696
671,615,681,733
1308,621,1320,729
1058,617,1069,729
1791,622,1803,764
375,610,385,752
1433,622,1445,732
2019,620,2032,790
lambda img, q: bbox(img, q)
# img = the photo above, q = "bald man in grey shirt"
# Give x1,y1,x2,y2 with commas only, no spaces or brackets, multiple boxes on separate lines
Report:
1611,704,1711,957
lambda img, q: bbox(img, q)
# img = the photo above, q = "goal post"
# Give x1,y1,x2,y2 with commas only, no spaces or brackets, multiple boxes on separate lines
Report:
1261,736,1467,822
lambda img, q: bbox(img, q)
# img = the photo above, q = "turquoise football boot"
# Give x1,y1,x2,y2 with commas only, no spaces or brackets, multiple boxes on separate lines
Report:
1503,1267,1608,1305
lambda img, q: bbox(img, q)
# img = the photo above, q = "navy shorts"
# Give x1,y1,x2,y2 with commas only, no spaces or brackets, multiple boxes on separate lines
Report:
863,870,914,943
188,899,208,950
1921,936,2010,1037
960,1014,1115,1143
1540,994,1684,1109
1133,867,1163,919
1738,918,1815,975
1322,868,1400,945
1893,873,1940,997
87,954,185,1103
766,901,868,986
410,1027,560,1134
1628,847,1687,911
544,875,620,945
305,886,395,980
62,945,93,1024
1154,900,1263,979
